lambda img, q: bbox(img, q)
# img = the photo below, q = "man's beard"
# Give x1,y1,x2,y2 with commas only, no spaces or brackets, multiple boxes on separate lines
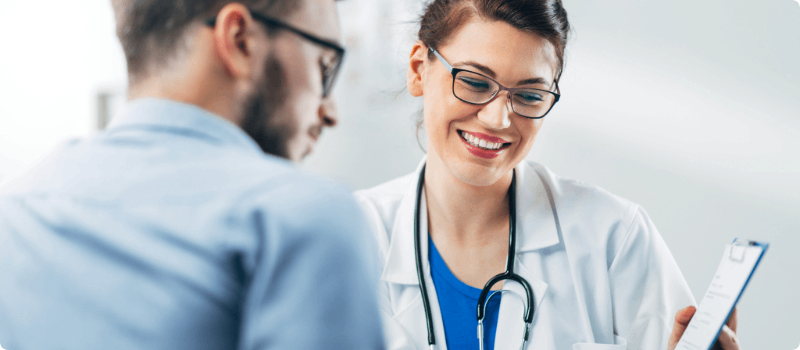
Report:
240,54,297,159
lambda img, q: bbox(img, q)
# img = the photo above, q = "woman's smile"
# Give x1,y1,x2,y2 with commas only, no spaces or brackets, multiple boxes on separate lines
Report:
457,130,511,159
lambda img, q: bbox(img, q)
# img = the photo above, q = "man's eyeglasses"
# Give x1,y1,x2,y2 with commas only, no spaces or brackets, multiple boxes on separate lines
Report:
430,48,560,119
206,10,346,98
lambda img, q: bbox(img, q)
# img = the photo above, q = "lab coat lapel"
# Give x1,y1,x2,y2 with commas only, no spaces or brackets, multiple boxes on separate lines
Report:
381,158,426,286
494,161,561,350
514,161,560,252
380,158,449,350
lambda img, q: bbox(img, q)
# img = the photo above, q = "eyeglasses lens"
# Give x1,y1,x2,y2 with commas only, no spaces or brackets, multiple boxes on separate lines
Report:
453,71,497,104
453,71,555,119
322,54,344,97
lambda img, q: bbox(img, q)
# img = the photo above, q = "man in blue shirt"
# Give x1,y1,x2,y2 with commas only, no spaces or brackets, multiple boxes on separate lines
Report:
0,1,384,349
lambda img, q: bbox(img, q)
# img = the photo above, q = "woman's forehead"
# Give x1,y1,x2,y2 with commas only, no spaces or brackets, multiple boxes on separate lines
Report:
441,19,559,85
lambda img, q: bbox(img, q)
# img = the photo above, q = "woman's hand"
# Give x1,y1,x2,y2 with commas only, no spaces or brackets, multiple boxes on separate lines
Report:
668,306,741,350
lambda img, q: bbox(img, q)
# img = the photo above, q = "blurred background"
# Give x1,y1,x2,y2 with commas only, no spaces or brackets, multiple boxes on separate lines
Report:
1,0,798,348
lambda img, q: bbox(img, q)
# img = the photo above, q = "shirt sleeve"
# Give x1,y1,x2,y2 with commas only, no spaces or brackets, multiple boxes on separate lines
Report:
236,180,385,350
608,206,696,350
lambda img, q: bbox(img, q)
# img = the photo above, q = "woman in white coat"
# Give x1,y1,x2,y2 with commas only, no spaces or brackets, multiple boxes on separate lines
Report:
355,0,742,349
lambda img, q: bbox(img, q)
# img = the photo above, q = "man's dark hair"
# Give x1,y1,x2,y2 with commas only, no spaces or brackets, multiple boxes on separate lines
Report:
112,0,300,81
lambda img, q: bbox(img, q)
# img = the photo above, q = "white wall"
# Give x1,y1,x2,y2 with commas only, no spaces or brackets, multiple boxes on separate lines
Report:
0,0,127,181
0,0,798,348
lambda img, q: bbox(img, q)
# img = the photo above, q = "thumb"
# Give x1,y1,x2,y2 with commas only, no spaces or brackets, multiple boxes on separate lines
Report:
668,306,697,350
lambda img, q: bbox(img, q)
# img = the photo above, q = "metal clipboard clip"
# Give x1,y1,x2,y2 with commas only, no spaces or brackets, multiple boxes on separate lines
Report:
728,240,756,263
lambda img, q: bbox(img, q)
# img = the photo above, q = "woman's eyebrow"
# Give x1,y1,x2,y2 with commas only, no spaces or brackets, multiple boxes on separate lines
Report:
454,60,496,78
453,60,551,87
516,77,549,86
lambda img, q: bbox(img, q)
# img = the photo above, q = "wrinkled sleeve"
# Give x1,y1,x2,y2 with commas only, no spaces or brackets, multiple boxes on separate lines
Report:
237,182,385,350
608,206,696,350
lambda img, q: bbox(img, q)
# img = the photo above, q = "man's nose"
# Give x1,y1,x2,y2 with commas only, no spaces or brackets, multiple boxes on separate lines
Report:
319,96,339,127
476,92,511,129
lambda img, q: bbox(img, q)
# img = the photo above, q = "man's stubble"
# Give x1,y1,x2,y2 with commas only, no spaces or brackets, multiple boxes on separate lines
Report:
240,53,298,159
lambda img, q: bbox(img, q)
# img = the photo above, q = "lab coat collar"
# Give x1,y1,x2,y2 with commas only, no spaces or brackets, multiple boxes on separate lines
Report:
514,160,561,252
380,158,561,285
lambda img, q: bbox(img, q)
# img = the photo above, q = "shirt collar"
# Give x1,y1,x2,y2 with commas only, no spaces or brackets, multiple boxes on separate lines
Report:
381,158,560,285
107,98,263,154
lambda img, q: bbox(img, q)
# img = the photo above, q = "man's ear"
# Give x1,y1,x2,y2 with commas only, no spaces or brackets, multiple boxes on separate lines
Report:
407,41,428,97
212,3,260,80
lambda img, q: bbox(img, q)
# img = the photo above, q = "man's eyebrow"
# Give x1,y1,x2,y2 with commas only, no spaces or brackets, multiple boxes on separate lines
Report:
453,60,551,87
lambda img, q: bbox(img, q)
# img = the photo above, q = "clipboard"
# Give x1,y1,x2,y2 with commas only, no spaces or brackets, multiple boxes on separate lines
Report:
675,239,769,350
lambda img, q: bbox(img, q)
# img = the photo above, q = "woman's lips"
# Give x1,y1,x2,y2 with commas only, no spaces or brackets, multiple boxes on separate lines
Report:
466,131,508,144
458,130,511,159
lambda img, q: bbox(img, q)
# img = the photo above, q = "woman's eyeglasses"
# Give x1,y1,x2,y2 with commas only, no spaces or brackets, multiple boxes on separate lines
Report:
430,48,560,119
206,10,346,98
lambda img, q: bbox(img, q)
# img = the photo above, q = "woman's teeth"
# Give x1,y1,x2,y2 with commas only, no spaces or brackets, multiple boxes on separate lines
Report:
460,131,504,150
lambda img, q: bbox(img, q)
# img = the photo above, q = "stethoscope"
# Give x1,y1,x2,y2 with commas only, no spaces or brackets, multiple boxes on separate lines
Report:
413,164,535,350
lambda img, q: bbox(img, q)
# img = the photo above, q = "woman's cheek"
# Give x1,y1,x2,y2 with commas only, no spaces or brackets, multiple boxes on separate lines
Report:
520,121,543,151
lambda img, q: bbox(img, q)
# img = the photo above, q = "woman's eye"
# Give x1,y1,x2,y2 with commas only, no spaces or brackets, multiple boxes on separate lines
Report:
458,77,491,91
516,91,544,104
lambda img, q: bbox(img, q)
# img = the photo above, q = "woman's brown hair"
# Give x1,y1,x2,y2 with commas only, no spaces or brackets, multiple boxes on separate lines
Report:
418,0,570,85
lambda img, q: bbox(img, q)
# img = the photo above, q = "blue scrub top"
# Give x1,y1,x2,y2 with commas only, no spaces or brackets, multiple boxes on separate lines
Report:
429,236,502,350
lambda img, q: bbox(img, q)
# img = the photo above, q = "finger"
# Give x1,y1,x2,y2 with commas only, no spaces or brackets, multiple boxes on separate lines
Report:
726,307,738,334
718,325,741,350
668,306,697,350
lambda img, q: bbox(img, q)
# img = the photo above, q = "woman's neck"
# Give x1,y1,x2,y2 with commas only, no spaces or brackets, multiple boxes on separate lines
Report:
423,149,513,245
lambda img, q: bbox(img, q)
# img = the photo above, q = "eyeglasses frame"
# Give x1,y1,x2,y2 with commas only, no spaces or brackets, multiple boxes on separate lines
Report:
205,10,346,98
429,48,560,119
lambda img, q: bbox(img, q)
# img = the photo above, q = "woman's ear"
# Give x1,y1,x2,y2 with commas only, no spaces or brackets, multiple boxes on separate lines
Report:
407,41,428,97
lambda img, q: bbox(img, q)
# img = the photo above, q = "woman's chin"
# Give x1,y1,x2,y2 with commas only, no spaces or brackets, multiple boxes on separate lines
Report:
445,162,511,187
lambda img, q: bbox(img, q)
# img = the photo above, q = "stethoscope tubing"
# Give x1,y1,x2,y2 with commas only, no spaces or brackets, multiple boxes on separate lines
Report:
413,164,437,347
413,164,535,349
475,173,535,324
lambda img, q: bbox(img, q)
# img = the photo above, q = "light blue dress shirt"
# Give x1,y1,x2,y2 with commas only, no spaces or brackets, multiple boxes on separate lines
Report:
0,99,384,350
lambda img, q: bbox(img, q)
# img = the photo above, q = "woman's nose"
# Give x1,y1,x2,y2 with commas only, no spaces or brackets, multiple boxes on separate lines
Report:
476,92,512,129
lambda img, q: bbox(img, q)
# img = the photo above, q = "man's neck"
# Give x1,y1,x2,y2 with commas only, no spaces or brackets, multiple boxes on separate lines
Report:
129,78,237,120
125,46,243,126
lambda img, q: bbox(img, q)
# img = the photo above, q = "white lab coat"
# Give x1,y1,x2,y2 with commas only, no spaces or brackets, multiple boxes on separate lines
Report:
354,158,696,350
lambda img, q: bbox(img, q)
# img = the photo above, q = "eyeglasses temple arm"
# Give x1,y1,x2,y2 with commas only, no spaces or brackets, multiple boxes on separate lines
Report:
430,48,455,74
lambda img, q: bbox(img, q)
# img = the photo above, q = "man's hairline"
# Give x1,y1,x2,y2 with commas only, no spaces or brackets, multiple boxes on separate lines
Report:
127,0,349,84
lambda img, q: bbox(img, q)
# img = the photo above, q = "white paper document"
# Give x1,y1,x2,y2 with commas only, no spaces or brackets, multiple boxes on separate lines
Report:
675,240,767,350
